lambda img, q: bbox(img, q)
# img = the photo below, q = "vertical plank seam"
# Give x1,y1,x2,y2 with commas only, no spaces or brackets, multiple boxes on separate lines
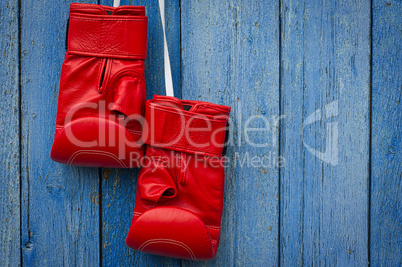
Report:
18,0,23,265
301,1,306,265
179,0,183,265
99,168,103,266
179,0,182,100
97,2,103,267
368,0,373,265
278,0,282,266
98,3,103,267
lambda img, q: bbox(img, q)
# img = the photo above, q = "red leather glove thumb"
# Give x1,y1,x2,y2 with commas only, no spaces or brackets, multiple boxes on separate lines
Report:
138,148,177,203
110,74,145,118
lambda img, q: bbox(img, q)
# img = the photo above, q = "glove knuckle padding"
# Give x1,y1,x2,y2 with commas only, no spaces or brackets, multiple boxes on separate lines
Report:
50,3,148,168
127,95,231,260
127,207,214,261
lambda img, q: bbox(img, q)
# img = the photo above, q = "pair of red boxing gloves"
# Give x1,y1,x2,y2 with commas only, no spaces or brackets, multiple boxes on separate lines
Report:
50,3,231,261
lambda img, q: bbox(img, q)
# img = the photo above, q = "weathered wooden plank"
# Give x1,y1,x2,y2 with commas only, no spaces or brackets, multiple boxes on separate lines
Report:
20,0,100,265
280,0,370,265
181,0,280,265
100,0,181,265
371,0,402,266
0,0,20,266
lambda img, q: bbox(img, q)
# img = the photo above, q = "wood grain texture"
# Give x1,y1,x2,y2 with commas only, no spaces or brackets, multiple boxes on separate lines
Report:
371,0,402,266
100,0,181,266
20,1,100,265
280,0,370,266
0,0,20,266
1,0,401,265
181,1,280,265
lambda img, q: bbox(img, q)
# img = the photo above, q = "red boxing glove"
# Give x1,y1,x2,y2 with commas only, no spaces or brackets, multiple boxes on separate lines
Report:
50,3,148,168
126,95,231,260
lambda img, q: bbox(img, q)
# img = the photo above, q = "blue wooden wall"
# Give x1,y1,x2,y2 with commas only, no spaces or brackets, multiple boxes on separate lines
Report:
0,0,400,266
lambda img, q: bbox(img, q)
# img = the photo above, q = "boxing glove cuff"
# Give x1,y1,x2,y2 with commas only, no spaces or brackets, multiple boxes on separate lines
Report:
144,98,230,158
67,5,148,59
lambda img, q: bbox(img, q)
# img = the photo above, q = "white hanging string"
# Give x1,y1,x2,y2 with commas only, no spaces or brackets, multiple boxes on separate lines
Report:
113,0,120,7
158,0,175,97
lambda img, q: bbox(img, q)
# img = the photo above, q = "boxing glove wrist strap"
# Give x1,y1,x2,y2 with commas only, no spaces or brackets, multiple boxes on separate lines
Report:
144,102,229,158
67,14,148,59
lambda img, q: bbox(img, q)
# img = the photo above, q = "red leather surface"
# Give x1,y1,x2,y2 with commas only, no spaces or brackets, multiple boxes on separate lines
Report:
51,117,143,168
127,96,231,260
51,3,147,168
68,3,148,59
144,96,230,157
127,207,214,261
